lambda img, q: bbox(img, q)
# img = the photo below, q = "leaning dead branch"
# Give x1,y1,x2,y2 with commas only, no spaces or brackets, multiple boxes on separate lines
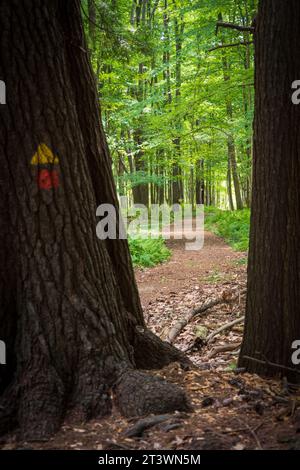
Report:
206,317,245,345
184,316,244,354
166,290,246,344
208,41,253,52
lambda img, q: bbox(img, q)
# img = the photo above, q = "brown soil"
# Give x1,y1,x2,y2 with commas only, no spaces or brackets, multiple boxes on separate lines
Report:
1,232,300,450
137,230,242,306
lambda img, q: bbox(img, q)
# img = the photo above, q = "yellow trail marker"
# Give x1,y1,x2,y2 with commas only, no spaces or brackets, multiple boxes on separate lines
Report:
31,143,59,165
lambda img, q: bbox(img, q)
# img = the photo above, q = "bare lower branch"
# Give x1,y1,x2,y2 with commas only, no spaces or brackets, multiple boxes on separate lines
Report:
208,41,253,52
216,21,255,33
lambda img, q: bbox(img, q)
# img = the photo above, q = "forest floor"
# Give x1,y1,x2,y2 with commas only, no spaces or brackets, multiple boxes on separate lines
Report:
2,231,300,451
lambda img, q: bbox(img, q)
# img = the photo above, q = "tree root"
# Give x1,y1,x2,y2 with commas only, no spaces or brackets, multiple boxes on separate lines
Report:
0,385,18,436
18,368,65,441
133,327,192,370
0,365,191,440
123,413,186,438
0,329,192,440
114,370,192,418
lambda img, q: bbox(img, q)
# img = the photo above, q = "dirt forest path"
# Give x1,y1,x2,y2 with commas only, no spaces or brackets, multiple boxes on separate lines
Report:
136,230,244,308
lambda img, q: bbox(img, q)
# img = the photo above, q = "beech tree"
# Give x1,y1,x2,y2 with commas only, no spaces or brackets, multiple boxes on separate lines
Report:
239,0,300,382
0,0,189,440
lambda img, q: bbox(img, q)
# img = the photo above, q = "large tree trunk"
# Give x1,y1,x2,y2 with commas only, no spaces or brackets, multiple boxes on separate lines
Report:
0,0,189,440
239,0,300,383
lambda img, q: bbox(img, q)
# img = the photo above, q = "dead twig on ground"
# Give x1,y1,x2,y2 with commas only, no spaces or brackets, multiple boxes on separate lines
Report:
243,422,263,450
207,342,241,359
243,355,300,376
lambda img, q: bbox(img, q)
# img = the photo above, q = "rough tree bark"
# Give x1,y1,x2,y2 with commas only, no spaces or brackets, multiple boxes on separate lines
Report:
0,0,189,440
239,0,300,383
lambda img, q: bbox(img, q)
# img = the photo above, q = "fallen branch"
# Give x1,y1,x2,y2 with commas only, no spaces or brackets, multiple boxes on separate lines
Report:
166,290,245,344
207,342,241,359
208,41,253,52
243,355,300,376
216,21,254,33
123,413,185,438
174,314,244,354
206,317,245,345
166,298,221,344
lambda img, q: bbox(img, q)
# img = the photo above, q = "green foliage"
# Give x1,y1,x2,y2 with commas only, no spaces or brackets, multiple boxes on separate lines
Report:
225,361,237,372
205,207,250,251
129,237,171,268
119,170,164,188
83,0,257,210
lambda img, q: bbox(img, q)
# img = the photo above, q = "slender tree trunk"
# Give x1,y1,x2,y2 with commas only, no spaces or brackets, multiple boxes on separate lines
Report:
163,0,172,105
227,157,235,211
0,0,189,440
190,167,194,209
220,25,243,210
196,158,205,205
239,0,300,383
227,134,243,210
157,152,165,204
242,13,253,208
131,4,149,206
132,128,149,206
172,14,184,204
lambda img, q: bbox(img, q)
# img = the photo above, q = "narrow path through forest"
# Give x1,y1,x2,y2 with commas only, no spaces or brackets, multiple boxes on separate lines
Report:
136,230,243,307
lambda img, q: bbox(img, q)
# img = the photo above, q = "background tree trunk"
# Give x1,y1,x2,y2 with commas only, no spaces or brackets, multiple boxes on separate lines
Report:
196,159,205,205
239,0,300,383
220,23,243,211
172,14,184,204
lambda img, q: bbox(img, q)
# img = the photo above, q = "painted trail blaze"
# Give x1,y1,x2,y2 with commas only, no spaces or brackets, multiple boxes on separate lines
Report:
31,143,60,190
31,143,59,165
37,169,59,190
